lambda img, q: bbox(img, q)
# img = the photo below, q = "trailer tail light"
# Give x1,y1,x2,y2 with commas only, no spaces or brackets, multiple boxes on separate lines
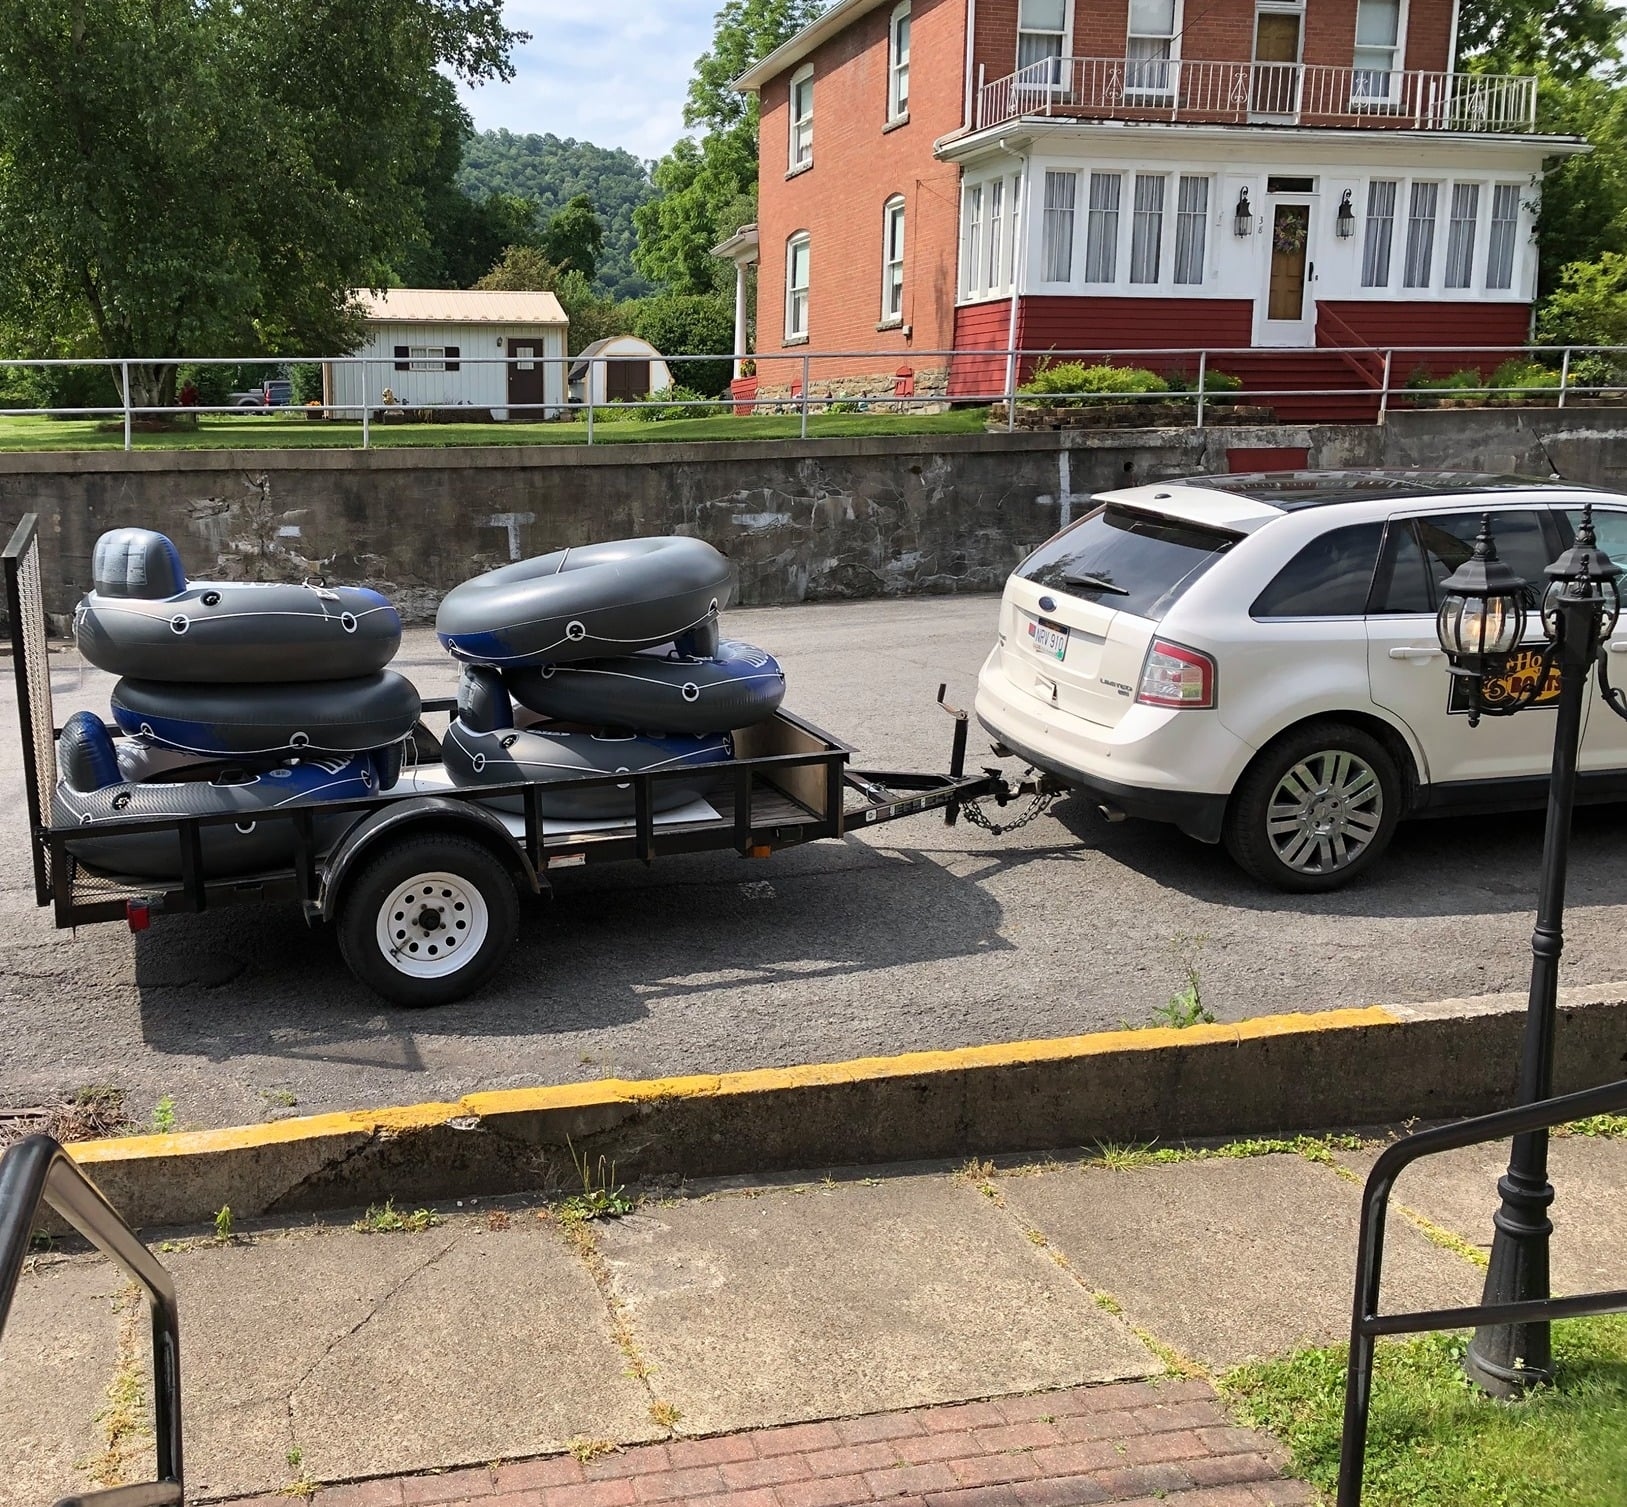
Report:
1136,640,1216,709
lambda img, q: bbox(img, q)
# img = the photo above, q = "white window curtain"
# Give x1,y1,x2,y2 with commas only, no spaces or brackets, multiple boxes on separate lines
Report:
882,199,906,320
1486,183,1520,291
1353,0,1401,100
1126,0,1177,93
1444,182,1479,290
785,234,810,339
987,178,1005,292
1041,170,1077,283
789,69,814,169
1083,171,1122,284
1007,172,1023,289
1130,174,1165,284
1018,0,1068,85
1362,179,1397,287
889,4,911,119
1403,181,1438,289
964,183,984,297
1172,174,1208,285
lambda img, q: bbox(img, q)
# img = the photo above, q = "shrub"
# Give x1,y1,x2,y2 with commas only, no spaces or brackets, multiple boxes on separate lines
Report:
1163,368,1244,402
825,398,861,414
623,384,717,421
288,363,324,405
177,363,236,408
1490,358,1562,395
1018,361,1169,407
1535,252,1627,347
633,294,734,397
1565,352,1626,394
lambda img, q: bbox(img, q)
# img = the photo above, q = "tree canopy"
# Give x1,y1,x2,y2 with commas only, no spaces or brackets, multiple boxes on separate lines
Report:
1457,0,1620,80
540,193,607,281
0,0,524,403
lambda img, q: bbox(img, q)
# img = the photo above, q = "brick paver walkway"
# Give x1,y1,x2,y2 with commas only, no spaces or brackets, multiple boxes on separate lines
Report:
260,1380,1312,1507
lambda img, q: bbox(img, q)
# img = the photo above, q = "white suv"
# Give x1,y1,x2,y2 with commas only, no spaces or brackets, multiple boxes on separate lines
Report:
975,471,1627,891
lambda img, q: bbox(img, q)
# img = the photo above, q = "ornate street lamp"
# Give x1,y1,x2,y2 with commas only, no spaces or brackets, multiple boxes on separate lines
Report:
1435,505,1624,1396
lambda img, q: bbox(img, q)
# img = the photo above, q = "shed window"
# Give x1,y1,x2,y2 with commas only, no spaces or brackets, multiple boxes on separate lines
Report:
409,346,446,373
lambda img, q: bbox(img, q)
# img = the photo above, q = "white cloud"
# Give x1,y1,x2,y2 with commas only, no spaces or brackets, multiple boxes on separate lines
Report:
456,1,722,162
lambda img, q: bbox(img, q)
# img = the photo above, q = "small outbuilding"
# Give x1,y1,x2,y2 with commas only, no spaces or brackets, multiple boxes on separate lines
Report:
568,336,673,408
327,288,570,420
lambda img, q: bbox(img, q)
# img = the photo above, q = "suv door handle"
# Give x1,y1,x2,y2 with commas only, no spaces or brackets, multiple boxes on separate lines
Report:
1388,646,1446,661
1608,641,1627,654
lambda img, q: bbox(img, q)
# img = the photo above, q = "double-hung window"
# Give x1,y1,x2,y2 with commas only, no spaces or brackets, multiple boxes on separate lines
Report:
1041,170,1077,284
987,179,1004,292
962,184,984,298
785,233,811,340
1172,175,1208,285
1130,174,1165,284
1361,179,1398,288
1126,0,1178,94
888,4,911,119
1403,181,1439,289
1007,172,1023,289
1083,172,1122,284
789,66,814,170
882,198,906,321
1352,0,1401,103
1444,182,1479,290
1485,183,1520,291
1017,0,1068,88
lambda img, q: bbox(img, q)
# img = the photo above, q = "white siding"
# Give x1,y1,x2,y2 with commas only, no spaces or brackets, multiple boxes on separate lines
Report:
326,321,568,419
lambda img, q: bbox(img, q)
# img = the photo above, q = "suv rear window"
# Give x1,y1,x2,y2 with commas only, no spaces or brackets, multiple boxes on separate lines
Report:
1251,522,1385,618
1017,504,1237,621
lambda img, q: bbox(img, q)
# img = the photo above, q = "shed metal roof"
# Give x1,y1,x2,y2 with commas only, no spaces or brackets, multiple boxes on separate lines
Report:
353,288,568,325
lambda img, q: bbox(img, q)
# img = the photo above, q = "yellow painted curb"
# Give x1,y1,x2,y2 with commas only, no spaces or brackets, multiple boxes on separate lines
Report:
72,1004,1399,1166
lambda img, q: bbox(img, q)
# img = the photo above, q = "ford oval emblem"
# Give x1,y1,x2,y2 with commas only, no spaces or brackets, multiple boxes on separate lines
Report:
1038,595,1057,613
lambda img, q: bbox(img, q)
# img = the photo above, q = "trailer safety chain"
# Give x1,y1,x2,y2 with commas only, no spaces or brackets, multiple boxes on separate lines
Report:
961,787,1060,836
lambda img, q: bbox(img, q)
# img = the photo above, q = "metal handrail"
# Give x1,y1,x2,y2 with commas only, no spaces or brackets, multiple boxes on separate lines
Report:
1337,1078,1627,1506
0,1136,183,1507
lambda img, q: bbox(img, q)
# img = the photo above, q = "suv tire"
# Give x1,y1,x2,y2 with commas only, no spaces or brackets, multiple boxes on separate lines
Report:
1224,721,1402,892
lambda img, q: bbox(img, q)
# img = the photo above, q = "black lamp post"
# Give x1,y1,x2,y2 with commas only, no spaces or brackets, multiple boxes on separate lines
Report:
1435,506,1624,1396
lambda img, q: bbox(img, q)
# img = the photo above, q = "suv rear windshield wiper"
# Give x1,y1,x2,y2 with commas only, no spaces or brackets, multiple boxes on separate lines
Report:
1059,572,1130,596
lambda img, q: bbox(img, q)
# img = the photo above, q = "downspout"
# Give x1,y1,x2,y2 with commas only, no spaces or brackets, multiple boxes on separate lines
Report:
1446,0,1461,72
998,138,1029,403
963,0,979,132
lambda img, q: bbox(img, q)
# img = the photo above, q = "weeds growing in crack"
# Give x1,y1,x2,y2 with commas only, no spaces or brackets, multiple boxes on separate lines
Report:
649,1399,682,1432
353,1199,441,1234
558,1138,633,1225
568,1437,619,1463
82,1285,150,1487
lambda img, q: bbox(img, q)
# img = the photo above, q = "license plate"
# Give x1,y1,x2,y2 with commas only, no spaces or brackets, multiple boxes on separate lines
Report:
1026,615,1069,662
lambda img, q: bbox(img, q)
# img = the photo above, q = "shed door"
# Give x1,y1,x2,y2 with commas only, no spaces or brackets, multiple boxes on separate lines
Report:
606,359,651,403
507,338,546,415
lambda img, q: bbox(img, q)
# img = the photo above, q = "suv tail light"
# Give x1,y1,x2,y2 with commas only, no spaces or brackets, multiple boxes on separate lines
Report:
1136,639,1216,709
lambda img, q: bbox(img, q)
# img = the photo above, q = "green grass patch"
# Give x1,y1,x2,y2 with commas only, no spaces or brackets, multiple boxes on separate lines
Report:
1223,1317,1627,1507
0,409,990,453
1556,1114,1627,1139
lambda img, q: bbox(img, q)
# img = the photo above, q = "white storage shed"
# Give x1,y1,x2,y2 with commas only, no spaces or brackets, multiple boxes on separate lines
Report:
568,336,674,407
326,289,570,420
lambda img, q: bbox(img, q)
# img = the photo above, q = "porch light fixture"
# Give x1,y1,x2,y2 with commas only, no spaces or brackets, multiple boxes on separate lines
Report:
1435,514,1528,713
1233,188,1253,237
1335,190,1356,239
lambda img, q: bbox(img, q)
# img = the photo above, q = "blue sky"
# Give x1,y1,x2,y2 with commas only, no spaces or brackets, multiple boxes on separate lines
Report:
456,1,723,163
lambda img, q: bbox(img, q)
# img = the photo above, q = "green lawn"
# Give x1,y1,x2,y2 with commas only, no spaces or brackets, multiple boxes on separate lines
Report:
1223,1317,1627,1507
0,408,993,453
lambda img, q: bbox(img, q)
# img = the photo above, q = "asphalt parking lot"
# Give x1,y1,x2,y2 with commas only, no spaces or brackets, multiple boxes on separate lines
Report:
4,595,1627,1131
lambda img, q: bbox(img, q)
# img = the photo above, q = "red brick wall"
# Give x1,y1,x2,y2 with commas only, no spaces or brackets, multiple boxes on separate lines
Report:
756,0,967,382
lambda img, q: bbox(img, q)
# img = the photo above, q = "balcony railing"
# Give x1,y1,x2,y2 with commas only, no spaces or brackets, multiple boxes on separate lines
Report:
976,56,1538,134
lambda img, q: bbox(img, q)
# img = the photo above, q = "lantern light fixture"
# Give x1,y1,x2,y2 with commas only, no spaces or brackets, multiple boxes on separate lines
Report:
1335,189,1356,239
1234,187,1253,238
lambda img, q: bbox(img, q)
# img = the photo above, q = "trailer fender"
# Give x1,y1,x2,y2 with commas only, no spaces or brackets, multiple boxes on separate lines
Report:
314,797,542,924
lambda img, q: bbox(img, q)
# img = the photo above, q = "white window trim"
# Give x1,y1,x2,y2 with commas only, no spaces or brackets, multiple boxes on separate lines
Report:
408,345,447,373
1124,0,1184,98
785,232,811,342
881,196,906,323
888,2,911,122
1350,0,1409,107
1016,0,1073,90
788,65,814,173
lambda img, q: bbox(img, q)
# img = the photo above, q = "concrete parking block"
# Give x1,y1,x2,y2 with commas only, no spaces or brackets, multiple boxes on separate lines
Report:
1335,1133,1627,1294
593,1173,1158,1434
0,1255,126,1507
1001,1154,1484,1369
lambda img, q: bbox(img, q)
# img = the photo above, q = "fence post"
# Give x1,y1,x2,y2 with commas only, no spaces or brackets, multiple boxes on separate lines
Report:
1005,343,1018,433
586,361,595,445
1558,346,1572,409
1195,349,1207,431
800,353,810,439
361,359,370,449
121,361,132,452
1377,349,1393,427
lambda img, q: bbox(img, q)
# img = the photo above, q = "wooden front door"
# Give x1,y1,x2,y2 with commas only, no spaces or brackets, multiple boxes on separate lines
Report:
507,338,545,416
605,359,650,403
1267,205,1309,321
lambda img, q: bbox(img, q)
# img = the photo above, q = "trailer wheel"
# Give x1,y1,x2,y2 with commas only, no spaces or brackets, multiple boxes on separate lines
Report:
337,834,519,1007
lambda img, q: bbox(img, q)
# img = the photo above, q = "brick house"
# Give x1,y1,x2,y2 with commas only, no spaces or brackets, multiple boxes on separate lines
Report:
728,1,1581,418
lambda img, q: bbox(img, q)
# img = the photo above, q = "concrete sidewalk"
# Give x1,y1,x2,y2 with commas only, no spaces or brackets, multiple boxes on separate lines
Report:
3,1133,1621,1506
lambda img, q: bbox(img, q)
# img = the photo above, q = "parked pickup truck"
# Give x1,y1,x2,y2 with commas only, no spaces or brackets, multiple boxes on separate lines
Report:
228,379,293,409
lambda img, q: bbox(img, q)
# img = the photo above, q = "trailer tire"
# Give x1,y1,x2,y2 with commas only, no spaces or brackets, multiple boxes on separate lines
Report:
337,833,519,1007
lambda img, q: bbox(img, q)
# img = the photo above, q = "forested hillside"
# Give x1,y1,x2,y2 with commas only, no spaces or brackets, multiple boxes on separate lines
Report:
457,130,653,299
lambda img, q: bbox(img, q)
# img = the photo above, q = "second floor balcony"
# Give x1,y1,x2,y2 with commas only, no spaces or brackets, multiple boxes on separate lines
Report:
975,56,1539,136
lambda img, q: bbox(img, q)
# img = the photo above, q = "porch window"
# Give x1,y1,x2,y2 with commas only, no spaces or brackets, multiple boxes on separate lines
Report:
1486,183,1520,291
882,197,906,320
889,4,911,119
1083,171,1122,284
987,178,1005,292
1173,175,1209,285
785,232,811,339
1352,0,1401,103
1130,174,1165,284
1007,172,1023,289
962,183,984,297
1126,0,1178,94
1361,180,1397,288
1041,170,1077,283
1018,0,1068,86
1403,181,1439,289
1444,182,1479,290
789,66,814,170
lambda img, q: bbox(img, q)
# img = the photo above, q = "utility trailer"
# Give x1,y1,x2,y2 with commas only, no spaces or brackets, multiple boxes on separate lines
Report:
6,515,1050,1006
